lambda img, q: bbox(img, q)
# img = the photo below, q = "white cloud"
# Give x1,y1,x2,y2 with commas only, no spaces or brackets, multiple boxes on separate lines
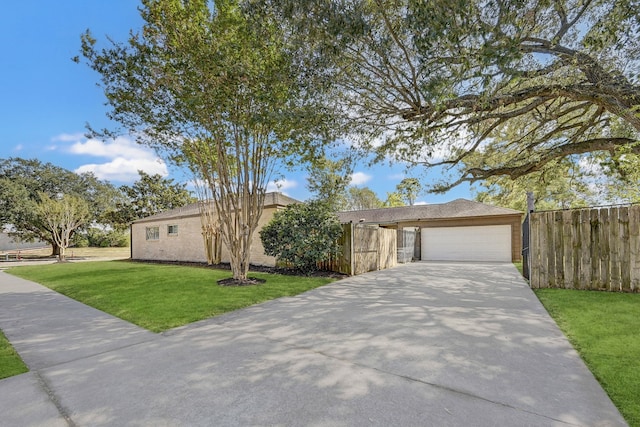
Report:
267,178,298,194
350,171,372,186
13,144,23,152
53,133,168,183
414,200,428,205
388,173,405,181
67,135,156,161
75,158,167,182
53,132,86,143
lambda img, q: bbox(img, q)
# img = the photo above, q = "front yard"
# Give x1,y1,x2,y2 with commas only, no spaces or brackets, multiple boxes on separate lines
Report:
535,289,640,427
7,261,335,333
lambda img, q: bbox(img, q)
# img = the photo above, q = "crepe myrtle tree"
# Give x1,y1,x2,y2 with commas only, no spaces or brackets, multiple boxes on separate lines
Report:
260,201,343,274
80,0,333,282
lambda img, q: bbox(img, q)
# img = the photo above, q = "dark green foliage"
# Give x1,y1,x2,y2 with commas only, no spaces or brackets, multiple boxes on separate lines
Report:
260,201,343,273
73,228,129,248
106,170,195,230
0,157,120,251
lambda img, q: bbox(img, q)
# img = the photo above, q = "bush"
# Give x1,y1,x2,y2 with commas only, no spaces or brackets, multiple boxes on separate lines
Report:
260,201,343,274
74,228,130,248
71,233,89,248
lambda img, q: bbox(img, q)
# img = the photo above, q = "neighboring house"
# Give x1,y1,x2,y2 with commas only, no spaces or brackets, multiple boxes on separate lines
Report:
337,199,523,262
130,192,300,266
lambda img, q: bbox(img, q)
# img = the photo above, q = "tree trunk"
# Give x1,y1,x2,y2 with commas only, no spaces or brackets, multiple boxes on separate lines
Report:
51,242,60,257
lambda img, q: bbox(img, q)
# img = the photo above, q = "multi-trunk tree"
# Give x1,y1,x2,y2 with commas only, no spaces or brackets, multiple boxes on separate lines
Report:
0,157,118,255
35,193,91,262
81,0,330,282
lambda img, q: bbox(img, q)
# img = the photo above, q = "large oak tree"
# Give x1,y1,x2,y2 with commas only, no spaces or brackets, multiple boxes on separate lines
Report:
262,0,640,191
0,157,119,255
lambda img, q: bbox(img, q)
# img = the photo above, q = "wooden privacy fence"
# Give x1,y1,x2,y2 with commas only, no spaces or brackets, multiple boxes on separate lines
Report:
529,205,640,291
319,224,397,275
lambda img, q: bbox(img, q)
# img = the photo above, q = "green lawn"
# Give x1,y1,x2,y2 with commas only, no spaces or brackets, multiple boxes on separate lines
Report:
8,261,335,333
0,329,28,380
535,289,640,427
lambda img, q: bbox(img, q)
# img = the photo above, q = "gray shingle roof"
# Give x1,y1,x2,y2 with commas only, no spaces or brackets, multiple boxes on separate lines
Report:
132,192,300,224
336,198,522,224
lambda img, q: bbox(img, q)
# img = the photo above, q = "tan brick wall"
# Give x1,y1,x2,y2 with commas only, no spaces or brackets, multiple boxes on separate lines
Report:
131,206,282,266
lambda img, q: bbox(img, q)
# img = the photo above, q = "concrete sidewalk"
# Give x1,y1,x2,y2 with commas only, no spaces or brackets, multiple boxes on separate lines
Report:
0,264,627,426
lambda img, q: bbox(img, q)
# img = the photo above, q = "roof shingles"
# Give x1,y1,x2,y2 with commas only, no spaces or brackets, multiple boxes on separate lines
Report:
336,198,522,224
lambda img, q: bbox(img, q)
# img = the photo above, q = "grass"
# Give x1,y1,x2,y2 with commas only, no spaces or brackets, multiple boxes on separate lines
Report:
513,261,523,276
535,288,640,427
0,329,28,380
7,261,335,333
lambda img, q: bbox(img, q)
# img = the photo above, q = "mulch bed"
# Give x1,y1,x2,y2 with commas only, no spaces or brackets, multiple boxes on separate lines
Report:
127,259,347,280
217,277,267,286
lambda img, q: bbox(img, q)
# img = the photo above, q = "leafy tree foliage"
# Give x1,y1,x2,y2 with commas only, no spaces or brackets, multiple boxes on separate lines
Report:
474,154,640,210
384,191,405,207
263,0,640,191
260,201,343,273
0,158,119,254
34,193,91,262
395,178,422,206
81,0,330,281
346,186,383,210
107,170,195,230
473,159,596,211
306,156,353,211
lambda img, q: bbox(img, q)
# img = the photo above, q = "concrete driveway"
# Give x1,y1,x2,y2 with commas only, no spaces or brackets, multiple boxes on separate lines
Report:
0,263,627,426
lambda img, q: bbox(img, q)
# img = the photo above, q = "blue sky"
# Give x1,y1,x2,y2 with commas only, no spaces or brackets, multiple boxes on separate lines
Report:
0,1,473,204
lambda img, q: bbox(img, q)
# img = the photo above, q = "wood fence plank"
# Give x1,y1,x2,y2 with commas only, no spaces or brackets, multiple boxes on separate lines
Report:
563,211,574,288
530,213,542,288
619,207,631,291
554,211,564,286
539,212,550,288
630,206,640,291
579,209,591,289
545,211,557,287
590,208,601,289
610,208,621,291
572,210,582,289
600,208,610,288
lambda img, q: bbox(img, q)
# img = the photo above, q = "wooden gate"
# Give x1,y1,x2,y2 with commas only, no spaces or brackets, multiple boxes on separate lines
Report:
320,224,397,275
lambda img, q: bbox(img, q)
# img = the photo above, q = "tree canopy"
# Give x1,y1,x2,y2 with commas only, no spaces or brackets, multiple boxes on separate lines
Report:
107,170,195,230
81,0,331,281
263,0,640,192
0,157,119,253
35,193,91,262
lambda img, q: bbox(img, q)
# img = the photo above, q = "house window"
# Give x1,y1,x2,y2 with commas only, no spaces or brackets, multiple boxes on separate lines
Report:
168,225,179,236
145,226,160,241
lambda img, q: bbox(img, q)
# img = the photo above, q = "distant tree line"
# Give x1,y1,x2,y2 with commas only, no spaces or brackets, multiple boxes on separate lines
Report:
0,157,194,259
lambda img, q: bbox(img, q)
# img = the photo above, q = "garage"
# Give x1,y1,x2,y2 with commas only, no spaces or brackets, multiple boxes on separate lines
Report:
337,199,523,263
421,225,512,262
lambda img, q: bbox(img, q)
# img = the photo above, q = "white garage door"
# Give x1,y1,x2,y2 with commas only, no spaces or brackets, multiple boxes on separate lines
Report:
421,225,511,262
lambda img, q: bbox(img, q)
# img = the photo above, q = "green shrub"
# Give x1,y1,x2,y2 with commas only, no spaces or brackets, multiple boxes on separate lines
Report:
260,201,343,273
